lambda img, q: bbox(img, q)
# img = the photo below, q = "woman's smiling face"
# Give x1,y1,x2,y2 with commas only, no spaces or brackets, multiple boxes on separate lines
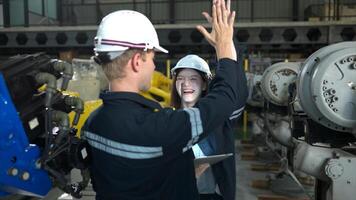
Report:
175,68,206,107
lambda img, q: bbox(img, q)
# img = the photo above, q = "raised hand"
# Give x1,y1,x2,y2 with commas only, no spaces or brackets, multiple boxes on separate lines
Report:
196,0,236,60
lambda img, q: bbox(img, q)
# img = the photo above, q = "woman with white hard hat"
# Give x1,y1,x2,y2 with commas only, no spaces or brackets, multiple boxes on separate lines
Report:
170,53,247,200
170,55,212,109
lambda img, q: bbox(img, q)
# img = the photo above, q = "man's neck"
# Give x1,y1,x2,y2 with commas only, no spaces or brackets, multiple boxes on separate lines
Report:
109,79,139,93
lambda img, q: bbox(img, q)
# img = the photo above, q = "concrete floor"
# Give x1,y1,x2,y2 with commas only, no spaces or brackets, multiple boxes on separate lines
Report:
47,140,312,200
235,142,275,200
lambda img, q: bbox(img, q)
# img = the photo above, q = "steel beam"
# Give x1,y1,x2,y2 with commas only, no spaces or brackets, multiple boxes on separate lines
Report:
0,21,354,52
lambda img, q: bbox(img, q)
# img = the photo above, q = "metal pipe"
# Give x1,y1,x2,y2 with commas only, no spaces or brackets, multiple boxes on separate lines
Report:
166,59,171,79
169,0,175,24
35,72,57,107
24,0,29,27
52,60,73,91
265,118,294,148
293,141,352,181
292,0,299,21
3,0,10,27
52,110,70,145
64,96,84,126
35,72,57,162
250,0,254,22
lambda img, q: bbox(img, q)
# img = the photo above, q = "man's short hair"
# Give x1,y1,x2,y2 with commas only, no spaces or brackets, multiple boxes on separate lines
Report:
101,49,148,81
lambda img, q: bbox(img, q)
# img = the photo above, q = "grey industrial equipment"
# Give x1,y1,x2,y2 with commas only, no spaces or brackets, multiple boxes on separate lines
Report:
298,42,356,133
246,73,264,108
293,141,356,200
251,61,310,198
260,62,301,106
292,41,356,200
258,62,301,148
256,50,356,199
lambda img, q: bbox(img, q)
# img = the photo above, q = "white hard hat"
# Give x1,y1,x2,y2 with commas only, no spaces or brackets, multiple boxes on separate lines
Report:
171,55,212,78
94,10,168,54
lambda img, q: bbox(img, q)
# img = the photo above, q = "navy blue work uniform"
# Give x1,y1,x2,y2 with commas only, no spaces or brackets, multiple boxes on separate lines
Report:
196,61,248,200
82,58,247,200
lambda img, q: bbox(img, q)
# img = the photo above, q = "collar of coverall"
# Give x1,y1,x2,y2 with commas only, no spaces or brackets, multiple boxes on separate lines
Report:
99,91,162,110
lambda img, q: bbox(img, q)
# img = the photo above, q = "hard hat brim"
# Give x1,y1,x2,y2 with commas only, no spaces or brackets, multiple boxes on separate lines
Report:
154,45,168,53
171,65,212,78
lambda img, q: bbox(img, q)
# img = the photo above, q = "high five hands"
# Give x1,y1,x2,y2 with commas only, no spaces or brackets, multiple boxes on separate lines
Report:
197,0,237,61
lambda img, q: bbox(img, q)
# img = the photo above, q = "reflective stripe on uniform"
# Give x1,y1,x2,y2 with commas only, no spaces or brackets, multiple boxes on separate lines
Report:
182,108,203,153
229,106,245,120
84,131,163,159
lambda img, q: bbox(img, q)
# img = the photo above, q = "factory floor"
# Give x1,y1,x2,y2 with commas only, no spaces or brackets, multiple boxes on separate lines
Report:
235,141,276,200
234,140,313,200
46,137,312,200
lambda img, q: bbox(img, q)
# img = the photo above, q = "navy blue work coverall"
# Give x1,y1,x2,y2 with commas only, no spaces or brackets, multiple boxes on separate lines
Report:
82,58,247,200
197,62,248,200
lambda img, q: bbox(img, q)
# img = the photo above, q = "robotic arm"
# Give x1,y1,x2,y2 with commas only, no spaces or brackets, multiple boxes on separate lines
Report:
0,53,90,198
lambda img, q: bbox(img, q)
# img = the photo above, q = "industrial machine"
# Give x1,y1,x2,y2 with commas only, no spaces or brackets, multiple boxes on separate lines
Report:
0,53,90,198
260,61,301,148
290,41,356,200
0,53,172,199
253,42,356,200
252,61,308,197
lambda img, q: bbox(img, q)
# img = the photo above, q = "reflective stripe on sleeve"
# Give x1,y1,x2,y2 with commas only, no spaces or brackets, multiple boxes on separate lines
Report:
84,131,163,159
229,106,245,120
182,108,203,153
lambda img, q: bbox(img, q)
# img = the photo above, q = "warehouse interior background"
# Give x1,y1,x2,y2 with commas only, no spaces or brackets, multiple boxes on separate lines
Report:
1,0,356,200
0,0,355,64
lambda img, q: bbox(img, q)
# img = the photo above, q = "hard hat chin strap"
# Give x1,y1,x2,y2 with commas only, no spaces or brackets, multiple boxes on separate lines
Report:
93,53,110,65
144,43,153,52
94,51,124,65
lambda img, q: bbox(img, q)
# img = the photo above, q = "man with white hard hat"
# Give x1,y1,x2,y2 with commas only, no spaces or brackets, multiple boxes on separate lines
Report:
82,0,247,199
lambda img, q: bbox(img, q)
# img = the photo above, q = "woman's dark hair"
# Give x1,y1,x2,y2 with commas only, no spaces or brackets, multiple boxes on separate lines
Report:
170,68,210,109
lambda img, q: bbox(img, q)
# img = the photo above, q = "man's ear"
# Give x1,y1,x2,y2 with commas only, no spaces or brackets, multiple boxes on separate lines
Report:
130,52,142,73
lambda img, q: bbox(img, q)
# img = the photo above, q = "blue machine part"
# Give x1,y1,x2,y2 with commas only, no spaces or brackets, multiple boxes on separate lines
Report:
0,73,52,197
